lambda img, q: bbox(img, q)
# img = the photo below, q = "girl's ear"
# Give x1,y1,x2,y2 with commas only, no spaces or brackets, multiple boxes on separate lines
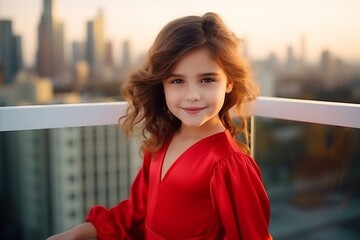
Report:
226,78,233,93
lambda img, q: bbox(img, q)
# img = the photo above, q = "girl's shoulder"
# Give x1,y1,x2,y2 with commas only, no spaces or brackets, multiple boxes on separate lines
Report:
214,148,262,180
207,130,261,174
206,130,244,157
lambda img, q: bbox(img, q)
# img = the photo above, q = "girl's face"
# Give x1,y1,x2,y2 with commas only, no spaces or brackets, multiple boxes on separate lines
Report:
163,48,233,131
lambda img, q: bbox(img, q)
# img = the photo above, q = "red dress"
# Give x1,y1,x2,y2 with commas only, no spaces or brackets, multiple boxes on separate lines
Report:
87,130,272,239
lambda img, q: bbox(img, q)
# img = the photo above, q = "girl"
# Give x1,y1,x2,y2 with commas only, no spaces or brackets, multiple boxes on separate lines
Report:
48,12,272,240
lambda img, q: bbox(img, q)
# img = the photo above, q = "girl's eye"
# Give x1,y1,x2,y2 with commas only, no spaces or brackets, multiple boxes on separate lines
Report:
201,78,215,83
170,79,184,84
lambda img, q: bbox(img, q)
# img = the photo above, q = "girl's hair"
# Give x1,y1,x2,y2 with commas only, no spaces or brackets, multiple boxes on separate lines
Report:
120,12,259,154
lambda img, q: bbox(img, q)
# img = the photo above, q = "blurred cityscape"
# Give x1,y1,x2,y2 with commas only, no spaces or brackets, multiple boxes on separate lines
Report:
0,0,359,239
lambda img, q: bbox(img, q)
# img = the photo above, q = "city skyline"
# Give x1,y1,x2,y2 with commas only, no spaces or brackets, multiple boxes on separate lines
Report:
2,0,360,67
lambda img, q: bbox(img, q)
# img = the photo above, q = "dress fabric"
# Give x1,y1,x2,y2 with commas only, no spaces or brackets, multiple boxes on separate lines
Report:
86,130,272,240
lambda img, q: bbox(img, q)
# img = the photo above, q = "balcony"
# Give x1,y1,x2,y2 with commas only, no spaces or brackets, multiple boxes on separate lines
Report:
1,96,359,240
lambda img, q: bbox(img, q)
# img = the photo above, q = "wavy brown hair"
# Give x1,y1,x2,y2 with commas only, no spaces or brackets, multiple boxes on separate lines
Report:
120,12,259,154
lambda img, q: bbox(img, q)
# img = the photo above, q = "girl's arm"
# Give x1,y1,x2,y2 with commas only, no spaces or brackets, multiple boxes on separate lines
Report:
46,222,97,240
211,153,272,240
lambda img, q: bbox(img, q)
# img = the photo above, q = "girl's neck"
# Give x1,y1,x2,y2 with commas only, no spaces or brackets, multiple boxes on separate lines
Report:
177,120,226,140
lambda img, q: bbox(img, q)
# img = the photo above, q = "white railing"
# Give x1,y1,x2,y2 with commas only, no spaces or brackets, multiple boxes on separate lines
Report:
0,96,359,132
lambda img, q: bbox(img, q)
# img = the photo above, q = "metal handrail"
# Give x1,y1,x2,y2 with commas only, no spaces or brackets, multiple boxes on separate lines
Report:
1,97,359,132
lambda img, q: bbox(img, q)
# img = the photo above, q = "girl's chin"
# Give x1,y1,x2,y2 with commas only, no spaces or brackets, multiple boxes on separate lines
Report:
180,120,217,129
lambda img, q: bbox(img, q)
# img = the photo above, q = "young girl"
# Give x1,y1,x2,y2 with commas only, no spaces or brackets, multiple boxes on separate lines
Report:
48,12,272,240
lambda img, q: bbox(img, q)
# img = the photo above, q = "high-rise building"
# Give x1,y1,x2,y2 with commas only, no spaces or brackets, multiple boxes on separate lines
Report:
104,41,114,68
285,45,296,70
320,49,341,89
71,41,85,66
300,35,306,66
102,41,115,80
121,40,132,73
86,9,106,81
17,129,52,240
36,0,65,83
0,20,23,85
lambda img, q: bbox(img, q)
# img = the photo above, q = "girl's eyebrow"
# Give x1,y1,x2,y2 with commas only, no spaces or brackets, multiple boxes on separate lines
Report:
167,72,219,78
198,72,219,77
167,73,184,78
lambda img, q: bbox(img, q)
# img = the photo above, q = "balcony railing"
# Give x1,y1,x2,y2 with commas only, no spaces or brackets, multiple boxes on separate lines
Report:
1,96,359,132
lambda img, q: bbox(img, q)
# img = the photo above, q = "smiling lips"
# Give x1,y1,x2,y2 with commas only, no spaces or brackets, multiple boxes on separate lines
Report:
181,107,206,114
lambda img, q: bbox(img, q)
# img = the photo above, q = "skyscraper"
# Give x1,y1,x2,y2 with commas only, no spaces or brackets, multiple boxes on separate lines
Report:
86,9,106,81
286,45,296,70
36,0,65,82
71,41,84,66
0,20,23,85
121,40,132,73
300,35,306,66
104,41,114,68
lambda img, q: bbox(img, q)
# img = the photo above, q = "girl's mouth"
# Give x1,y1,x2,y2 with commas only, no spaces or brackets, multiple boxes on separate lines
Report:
182,107,206,114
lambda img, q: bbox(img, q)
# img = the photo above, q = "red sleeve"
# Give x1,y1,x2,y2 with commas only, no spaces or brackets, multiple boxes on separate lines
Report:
210,153,272,240
86,152,151,240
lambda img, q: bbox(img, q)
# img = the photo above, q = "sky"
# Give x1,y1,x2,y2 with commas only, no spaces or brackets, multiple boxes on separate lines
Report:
2,0,360,66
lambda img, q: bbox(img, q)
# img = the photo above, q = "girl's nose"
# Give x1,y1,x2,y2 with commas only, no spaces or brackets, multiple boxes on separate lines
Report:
185,86,200,102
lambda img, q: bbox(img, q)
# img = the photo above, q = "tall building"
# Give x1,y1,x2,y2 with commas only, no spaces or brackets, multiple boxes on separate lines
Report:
17,129,52,240
300,35,306,66
321,50,331,74
285,45,296,70
120,40,132,73
104,41,114,68
0,20,23,85
86,9,106,81
102,41,115,80
36,0,65,83
71,41,85,66
320,49,340,89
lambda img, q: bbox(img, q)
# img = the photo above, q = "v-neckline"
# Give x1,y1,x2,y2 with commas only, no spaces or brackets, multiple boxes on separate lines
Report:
159,130,227,182
159,138,191,182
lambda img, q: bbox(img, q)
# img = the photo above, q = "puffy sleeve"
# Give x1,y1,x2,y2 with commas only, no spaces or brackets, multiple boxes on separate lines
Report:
210,152,272,240
86,152,151,240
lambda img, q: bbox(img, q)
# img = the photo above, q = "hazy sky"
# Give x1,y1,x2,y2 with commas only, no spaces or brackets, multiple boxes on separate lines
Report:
2,0,360,66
